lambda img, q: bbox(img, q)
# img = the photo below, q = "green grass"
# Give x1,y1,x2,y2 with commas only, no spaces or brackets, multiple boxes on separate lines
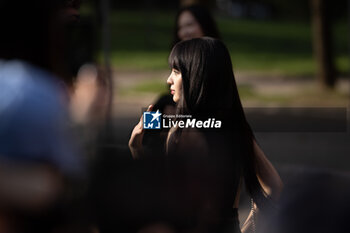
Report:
109,10,349,76
110,51,169,70
122,80,256,97
120,79,169,96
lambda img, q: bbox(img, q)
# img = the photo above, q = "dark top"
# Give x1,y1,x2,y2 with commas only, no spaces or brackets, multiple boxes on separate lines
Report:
167,129,242,233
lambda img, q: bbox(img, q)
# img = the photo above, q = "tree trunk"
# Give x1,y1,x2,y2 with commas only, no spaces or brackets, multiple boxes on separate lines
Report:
310,0,336,88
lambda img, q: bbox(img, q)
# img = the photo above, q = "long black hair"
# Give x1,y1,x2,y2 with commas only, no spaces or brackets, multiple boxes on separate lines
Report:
172,5,221,47
168,37,268,207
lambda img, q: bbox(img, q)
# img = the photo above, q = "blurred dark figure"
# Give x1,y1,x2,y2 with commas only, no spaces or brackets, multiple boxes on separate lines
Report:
62,0,111,159
60,0,110,164
60,0,99,80
172,5,221,46
91,150,237,233
261,167,350,233
0,1,89,233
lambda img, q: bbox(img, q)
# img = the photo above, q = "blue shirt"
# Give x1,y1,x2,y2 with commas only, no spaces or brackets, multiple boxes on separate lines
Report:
0,60,84,176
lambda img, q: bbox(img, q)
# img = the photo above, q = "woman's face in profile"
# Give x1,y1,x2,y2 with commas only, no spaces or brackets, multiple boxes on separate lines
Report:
167,68,182,103
177,11,204,41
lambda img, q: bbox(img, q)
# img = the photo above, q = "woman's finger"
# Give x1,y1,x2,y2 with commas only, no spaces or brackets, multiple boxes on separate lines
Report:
146,104,153,112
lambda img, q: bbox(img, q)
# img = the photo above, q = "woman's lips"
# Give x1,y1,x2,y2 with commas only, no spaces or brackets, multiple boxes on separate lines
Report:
170,90,175,95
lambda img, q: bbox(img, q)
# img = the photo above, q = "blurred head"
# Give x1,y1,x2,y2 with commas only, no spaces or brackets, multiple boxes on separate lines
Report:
177,10,204,41
173,5,220,46
0,0,80,85
60,0,81,24
168,37,239,117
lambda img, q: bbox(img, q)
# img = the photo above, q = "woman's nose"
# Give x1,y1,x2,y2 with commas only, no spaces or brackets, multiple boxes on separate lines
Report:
167,75,173,85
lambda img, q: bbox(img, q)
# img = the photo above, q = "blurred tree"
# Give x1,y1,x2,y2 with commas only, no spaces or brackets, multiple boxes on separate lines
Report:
311,0,336,88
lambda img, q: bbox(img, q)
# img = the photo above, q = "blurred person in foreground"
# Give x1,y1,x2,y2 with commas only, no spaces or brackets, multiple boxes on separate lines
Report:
0,1,89,233
262,167,350,233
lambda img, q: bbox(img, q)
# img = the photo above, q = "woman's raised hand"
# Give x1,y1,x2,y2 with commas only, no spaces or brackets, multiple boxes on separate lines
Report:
128,105,153,159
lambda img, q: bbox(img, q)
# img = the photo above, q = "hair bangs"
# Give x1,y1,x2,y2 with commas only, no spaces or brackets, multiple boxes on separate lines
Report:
168,45,181,71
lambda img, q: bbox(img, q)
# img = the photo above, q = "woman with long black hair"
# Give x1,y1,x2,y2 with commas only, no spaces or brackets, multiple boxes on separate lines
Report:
129,37,283,233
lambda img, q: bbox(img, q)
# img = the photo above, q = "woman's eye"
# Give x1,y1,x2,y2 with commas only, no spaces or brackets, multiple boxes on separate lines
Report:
173,69,180,75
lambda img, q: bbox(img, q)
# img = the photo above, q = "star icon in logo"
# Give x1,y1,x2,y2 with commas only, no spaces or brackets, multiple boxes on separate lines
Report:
150,110,162,122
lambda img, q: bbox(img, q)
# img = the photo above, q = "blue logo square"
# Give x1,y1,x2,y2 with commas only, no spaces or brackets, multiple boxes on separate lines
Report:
143,110,162,129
